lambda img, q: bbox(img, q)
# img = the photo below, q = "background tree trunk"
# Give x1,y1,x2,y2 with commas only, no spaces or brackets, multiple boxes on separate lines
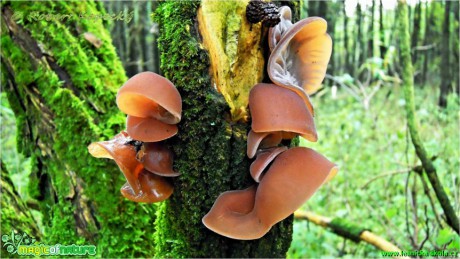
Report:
1,1,157,257
151,1,294,257
354,4,363,78
104,1,160,77
411,2,421,64
379,0,385,60
439,1,452,107
453,0,459,95
343,4,350,73
438,0,451,107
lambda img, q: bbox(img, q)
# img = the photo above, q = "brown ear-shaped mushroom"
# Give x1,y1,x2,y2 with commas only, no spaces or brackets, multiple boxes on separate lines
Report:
88,131,142,194
250,146,287,182
138,142,180,177
202,147,338,240
268,16,332,95
120,169,173,203
202,186,257,236
117,72,182,124
268,6,292,51
249,83,317,142
247,130,283,159
126,115,178,142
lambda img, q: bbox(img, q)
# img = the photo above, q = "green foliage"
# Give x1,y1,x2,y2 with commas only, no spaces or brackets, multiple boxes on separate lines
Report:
287,85,459,257
0,93,32,199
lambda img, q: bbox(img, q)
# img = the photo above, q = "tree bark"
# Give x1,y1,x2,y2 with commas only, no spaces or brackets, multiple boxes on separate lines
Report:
369,1,375,58
344,4,350,72
152,1,294,257
379,0,385,60
1,1,158,257
453,1,460,95
438,0,452,107
411,2,421,64
354,4,362,78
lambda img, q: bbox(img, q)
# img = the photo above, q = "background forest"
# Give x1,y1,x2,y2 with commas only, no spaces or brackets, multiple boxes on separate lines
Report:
1,0,459,258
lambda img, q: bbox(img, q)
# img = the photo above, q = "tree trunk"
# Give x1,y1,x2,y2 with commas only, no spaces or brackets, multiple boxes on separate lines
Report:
438,0,451,107
411,2,421,64
151,1,294,257
397,0,459,234
104,1,160,76
369,1,375,58
421,1,431,85
453,1,460,94
1,1,158,257
354,4,362,78
344,3,350,72
379,0,385,60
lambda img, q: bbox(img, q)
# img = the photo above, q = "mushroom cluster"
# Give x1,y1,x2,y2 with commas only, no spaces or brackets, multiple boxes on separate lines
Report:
88,72,182,203
202,6,338,240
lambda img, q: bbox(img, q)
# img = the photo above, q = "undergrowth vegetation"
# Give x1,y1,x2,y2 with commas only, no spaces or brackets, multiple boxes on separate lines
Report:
3,83,458,257
288,85,459,257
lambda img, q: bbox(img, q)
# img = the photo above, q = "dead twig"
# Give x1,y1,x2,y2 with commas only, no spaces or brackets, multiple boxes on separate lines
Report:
361,165,422,189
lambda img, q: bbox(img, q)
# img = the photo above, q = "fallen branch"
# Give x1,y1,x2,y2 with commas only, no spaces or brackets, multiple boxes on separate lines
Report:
412,43,436,51
294,211,407,257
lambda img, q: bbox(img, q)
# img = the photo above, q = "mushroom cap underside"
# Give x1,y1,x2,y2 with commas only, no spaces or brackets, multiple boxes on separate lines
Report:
268,6,293,51
88,131,142,194
268,17,332,95
126,115,178,142
247,130,283,159
250,146,288,182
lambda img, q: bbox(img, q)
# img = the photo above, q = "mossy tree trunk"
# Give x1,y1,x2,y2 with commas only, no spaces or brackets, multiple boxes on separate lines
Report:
397,0,459,234
1,1,158,257
1,160,41,257
152,1,295,257
2,0,296,257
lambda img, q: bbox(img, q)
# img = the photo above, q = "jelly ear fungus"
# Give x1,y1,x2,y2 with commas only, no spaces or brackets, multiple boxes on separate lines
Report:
203,5,337,240
88,72,182,203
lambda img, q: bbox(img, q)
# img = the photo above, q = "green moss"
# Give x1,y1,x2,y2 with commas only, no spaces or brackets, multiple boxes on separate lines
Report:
2,1,157,257
153,1,292,257
329,218,366,243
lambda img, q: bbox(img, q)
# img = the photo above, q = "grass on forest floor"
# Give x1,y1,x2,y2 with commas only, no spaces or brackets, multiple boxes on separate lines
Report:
288,84,459,258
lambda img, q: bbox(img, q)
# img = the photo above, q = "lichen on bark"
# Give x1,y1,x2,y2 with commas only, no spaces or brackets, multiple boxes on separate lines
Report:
153,1,293,257
197,0,266,122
